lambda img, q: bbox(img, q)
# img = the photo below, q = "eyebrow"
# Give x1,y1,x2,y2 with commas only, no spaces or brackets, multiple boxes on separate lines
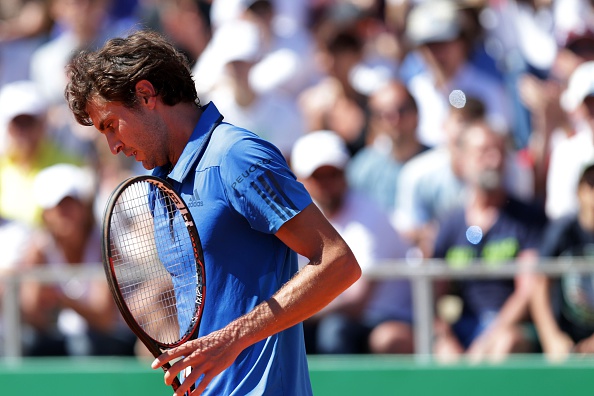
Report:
97,118,108,132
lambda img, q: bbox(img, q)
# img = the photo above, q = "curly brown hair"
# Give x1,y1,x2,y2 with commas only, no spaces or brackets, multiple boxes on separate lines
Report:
65,29,199,126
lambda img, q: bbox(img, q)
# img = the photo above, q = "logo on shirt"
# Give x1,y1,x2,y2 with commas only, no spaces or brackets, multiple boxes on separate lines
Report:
187,189,203,208
232,158,272,189
445,237,519,268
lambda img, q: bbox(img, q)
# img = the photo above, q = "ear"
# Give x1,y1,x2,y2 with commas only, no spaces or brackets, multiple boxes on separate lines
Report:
135,80,157,108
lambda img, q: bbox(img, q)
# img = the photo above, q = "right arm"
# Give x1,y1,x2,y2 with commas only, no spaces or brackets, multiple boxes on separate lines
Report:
530,274,574,359
152,203,361,395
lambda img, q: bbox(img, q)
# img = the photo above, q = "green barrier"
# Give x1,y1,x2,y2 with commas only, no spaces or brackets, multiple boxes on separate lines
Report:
1,355,593,396
308,355,594,396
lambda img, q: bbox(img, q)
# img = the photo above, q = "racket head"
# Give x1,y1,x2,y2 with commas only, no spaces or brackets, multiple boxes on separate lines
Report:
101,175,206,357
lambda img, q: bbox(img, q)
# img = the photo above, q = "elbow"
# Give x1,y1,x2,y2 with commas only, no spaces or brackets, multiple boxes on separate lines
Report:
341,249,361,289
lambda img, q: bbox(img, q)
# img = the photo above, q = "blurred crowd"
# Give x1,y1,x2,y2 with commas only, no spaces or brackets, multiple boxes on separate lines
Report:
2,0,594,363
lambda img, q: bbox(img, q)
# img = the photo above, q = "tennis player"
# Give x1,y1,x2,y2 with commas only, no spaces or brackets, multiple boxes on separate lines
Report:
64,30,360,395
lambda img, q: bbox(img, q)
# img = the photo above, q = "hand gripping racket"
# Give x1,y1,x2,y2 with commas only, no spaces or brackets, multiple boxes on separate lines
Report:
102,175,205,394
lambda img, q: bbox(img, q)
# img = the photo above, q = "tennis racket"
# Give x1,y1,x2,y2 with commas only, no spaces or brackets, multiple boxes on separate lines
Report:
102,175,205,395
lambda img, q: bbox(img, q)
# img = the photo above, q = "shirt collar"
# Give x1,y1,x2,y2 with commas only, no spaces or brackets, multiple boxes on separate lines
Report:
153,101,224,183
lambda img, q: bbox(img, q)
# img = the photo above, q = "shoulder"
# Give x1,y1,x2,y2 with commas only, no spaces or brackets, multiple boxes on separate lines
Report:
435,206,467,238
550,131,593,165
505,197,548,227
401,147,448,176
348,146,385,171
544,213,580,236
209,123,282,159
341,191,409,255
540,214,581,257
206,123,294,183
344,191,394,225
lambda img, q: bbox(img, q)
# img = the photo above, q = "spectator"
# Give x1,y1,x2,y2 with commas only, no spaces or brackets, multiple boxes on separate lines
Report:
193,0,318,100
209,0,309,35
203,19,306,159
239,0,319,98
309,1,399,98
393,97,486,258
146,0,211,68
298,26,370,154
0,0,53,85
552,0,594,81
0,0,52,42
519,22,594,203
346,79,428,215
20,163,136,356
546,61,594,220
394,99,534,258
532,162,594,361
403,0,511,148
292,130,414,355
432,119,547,363
0,80,85,226
29,0,133,105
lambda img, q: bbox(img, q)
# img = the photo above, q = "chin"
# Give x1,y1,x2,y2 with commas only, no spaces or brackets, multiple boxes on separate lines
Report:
140,160,156,170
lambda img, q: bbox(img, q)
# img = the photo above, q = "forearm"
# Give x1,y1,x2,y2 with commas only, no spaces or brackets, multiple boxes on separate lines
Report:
491,291,530,330
58,282,117,332
59,295,116,332
226,251,360,351
530,276,567,350
493,256,538,328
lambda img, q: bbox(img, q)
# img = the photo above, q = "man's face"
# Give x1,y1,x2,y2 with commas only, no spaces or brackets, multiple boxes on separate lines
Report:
6,114,45,158
42,196,90,238
461,124,505,191
301,165,347,215
87,97,169,170
368,84,418,144
420,39,467,79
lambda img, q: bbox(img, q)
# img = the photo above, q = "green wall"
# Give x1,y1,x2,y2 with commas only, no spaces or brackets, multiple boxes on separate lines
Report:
1,355,593,396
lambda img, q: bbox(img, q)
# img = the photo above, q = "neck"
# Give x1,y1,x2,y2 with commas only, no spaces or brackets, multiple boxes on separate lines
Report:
56,226,91,264
233,83,256,107
465,189,506,232
470,188,506,209
165,101,204,167
392,137,423,162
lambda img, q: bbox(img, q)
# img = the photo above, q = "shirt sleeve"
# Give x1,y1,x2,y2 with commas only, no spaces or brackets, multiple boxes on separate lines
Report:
220,133,312,234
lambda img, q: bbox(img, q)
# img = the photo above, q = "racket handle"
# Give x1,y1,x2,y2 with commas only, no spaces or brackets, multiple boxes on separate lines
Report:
172,367,194,396
159,365,184,394
171,377,191,396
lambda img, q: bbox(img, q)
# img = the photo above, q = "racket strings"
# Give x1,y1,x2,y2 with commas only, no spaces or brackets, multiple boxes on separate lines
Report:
109,181,199,345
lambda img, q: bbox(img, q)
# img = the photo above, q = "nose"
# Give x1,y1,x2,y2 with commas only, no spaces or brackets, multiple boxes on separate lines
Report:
105,133,123,155
484,147,503,169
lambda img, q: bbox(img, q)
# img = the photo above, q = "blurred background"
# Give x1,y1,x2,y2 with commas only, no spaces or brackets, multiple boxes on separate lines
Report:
3,0,594,394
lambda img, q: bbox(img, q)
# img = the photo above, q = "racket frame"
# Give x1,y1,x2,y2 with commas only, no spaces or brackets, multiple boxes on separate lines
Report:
102,175,206,392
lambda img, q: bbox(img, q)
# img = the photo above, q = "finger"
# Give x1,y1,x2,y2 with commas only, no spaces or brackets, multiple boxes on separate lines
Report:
175,367,204,396
164,366,181,387
192,371,216,395
166,352,202,386
152,345,189,369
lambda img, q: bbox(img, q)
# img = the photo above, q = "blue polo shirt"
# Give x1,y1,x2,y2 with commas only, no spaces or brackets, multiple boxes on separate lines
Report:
153,102,313,395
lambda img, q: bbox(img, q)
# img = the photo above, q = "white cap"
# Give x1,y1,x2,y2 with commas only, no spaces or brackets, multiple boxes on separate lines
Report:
290,130,350,179
560,61,594,112
0,80,48,125
406,1,462,46
213,20,263,65
33,164,96,209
